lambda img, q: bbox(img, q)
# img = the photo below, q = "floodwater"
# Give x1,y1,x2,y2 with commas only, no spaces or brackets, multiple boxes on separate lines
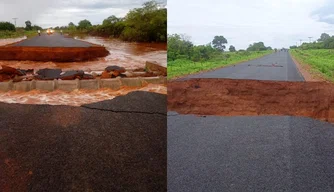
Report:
0,84,167,106
0,36,167,105
0,35,167,71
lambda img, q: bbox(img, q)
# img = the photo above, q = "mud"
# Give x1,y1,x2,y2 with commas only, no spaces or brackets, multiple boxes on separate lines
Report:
0,46,109,62
167,78,334,123
0,84,166,106
0,36,166,71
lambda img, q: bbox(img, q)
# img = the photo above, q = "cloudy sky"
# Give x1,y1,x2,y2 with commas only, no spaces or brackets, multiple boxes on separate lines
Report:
168,0,334,49
0,0,166,28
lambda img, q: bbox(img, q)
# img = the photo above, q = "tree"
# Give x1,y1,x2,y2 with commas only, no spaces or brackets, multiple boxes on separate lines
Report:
247,42,270,51
103,15,121,25
167,33,193,61
318,33,330,42
212,36,228,51
0,22,15,31
229,45,236,52
77,19,92,30
25,20,32,30
324,37,334,49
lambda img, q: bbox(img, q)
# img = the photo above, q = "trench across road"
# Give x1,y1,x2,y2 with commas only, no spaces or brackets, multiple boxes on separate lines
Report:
183,51,305,81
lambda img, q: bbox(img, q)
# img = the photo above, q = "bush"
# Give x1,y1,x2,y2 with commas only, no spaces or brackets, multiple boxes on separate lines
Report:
0,22,15,31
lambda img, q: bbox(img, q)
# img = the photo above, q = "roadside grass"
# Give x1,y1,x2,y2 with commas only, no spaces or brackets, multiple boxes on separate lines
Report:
168,50,273,79
0,30,37,39
290,49,334,81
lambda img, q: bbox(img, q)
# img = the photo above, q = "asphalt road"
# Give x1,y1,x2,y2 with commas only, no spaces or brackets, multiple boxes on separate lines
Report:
168,112,334,192
12,33,94,47
0,91,166,192
183,51,305,81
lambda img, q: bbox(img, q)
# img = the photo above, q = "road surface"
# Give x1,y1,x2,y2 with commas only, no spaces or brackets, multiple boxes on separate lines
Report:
12,33,94,47
0,91,166,192
168,112,334,192
183,51,304,81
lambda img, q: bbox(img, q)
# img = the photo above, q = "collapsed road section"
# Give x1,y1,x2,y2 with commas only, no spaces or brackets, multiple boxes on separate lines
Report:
168,78,334,123
0,34,109,62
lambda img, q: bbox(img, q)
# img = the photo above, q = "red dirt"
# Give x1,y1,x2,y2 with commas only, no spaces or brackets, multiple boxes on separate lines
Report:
168,78,334,123
290,54,329,82
0,46,109,62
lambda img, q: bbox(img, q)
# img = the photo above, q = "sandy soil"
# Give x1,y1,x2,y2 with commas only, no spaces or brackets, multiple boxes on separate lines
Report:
168,78,334,123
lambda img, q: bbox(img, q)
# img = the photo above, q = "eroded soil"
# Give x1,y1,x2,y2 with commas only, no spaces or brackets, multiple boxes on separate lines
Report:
168,78,334,123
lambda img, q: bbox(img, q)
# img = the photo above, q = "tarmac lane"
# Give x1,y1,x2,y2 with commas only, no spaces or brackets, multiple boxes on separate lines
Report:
0,91,167,192
12,33,94,48
167,112,334,192
182,51,305,81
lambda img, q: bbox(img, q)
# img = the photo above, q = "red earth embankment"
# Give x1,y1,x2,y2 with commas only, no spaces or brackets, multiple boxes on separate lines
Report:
168,78,334,123
0,46,109,62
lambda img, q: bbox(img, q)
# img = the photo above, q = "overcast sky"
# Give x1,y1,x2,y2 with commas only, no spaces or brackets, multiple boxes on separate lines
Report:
168,0,334,49
0,0,166,28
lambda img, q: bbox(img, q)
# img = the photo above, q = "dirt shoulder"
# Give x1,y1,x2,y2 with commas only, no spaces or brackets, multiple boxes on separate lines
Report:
290,53,329,82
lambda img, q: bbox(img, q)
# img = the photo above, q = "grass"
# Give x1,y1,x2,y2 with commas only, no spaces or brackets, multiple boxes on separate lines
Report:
167,50,273,79
0,30,37,39
290,49,334,81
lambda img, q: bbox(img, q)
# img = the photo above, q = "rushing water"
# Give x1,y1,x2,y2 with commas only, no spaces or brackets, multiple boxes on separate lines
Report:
0,36,167,105
0,35,167,71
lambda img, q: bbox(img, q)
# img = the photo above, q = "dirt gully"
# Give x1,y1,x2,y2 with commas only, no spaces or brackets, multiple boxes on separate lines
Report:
168,78,334,123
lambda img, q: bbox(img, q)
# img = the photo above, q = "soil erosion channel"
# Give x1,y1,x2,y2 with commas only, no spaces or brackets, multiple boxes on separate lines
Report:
168,78,334,123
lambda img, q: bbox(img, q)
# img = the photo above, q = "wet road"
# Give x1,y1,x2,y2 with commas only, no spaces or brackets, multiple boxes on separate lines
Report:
0,91,166,191
184,51,305,81
168,112,334,192
12,33,94,47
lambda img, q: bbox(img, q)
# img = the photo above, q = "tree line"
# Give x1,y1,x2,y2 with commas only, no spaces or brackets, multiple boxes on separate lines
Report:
168,34,272,62
56,1,166,42
0,1,166,43
290,33,334,49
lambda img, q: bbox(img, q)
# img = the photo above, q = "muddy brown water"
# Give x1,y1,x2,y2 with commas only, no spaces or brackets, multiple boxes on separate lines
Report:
0,36,167,71
0,36,167,105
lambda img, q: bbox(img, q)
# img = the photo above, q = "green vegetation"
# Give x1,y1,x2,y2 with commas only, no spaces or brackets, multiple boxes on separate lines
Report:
288,33,334,81
167,33,273,79
0,29,36,39
0,20,41,39
62,1,166,42
290,49,334,81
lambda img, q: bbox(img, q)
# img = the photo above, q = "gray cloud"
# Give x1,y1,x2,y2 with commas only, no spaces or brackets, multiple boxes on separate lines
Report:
168,0,334,49
0,0,166,28
312,1,334,24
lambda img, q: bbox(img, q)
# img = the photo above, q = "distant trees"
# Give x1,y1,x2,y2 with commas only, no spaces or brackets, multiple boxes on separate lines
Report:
77,19,92,30
295,33,334,50
168,33,271,62
318,33,330,42
0,22,15,31
212,36,228,51
63,1,166,43
247,42,271,51
25,20,32,30
167,34,194,61
229,45,236,52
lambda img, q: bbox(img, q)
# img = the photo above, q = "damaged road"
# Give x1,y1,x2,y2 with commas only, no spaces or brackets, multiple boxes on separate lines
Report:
0,91,166,192
168,78,334,123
